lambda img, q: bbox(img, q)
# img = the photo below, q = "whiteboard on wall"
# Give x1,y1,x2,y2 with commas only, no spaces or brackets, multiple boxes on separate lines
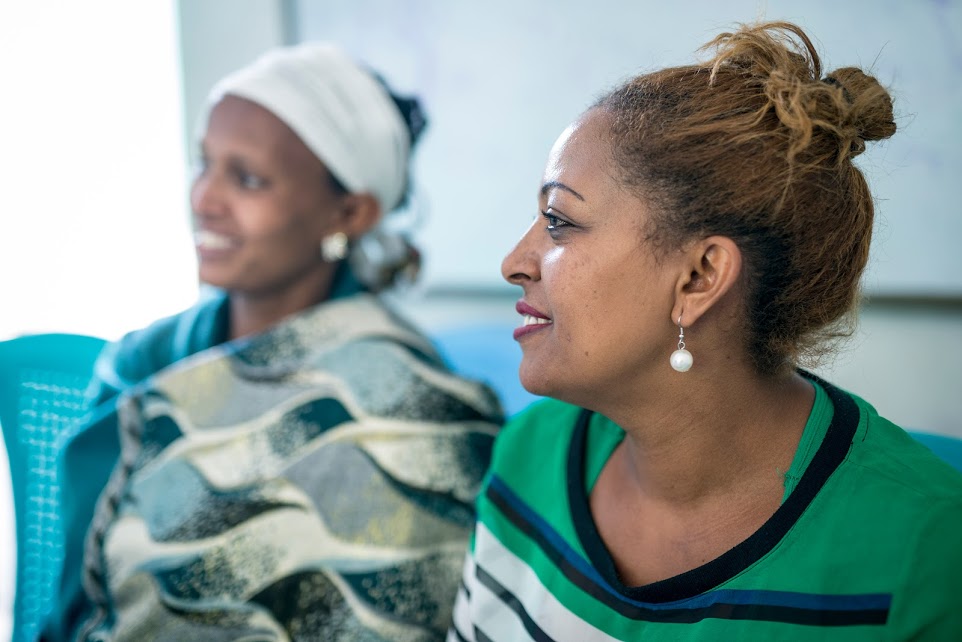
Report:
293,0,962,298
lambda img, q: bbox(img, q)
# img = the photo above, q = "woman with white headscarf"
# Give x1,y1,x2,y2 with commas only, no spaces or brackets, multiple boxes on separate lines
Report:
43,44,502,641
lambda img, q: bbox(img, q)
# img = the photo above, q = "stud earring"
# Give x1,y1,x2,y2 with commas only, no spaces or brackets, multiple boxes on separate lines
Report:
670,316,693,372
321,232,349,262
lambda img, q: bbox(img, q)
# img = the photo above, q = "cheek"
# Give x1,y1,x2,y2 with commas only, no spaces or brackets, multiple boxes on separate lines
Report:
543,248,604,339
568,257,646,351
246,199,322,240
544,245,602,297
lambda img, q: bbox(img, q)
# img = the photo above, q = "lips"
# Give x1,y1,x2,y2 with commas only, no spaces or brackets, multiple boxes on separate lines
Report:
514,300,552,340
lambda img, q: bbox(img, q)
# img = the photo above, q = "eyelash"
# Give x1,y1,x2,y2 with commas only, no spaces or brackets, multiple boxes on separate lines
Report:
193,153,267,190
541,210,571,236
234,169,266,190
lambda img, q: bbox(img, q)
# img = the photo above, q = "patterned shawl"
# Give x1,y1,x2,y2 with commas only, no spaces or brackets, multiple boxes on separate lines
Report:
77,293,502,641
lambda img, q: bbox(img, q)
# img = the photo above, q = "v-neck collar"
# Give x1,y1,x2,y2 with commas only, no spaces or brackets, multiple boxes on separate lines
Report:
566,373,861,603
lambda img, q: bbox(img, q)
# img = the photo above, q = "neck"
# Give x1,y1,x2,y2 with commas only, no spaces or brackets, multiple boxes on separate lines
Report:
602,369,815,506
226,270,337,340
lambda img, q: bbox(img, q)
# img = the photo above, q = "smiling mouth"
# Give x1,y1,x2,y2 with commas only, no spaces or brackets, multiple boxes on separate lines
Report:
194,230,236,251
522,315,552,327
514,313,553,340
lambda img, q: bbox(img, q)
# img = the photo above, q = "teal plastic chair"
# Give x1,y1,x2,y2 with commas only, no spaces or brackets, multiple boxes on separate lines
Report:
0,333,105,642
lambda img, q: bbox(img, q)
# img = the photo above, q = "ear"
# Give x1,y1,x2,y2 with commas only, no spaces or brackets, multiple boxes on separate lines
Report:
331,193,382,240
671,236,742,327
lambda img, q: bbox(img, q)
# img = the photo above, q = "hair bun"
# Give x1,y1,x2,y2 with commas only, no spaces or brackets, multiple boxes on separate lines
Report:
389,92,428,147
705,22,896,163
823,67,896,149
365,68,429,147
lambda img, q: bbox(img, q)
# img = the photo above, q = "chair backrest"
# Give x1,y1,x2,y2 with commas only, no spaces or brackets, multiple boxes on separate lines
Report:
0,332,105,642
908,430,962,474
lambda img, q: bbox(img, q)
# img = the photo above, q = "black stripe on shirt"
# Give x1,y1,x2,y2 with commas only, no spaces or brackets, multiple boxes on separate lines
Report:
476,565,558,641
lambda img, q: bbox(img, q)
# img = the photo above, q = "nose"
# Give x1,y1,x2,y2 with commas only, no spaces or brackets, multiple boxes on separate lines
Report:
502,218,542,286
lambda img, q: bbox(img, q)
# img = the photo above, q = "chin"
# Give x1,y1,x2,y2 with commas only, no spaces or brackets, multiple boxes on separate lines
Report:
196,268,232,290
521,367,604,411
518,364,560,400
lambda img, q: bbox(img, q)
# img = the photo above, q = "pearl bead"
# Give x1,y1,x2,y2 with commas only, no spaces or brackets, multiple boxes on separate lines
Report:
670,348,693,372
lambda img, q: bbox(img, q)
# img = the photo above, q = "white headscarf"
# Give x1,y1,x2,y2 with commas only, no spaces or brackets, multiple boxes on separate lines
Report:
206,43,411,212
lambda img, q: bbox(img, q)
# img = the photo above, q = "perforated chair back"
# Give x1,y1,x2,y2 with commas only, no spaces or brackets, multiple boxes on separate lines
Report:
0,333,105,642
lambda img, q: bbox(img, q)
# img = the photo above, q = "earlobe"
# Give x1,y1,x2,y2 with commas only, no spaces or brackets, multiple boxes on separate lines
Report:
671,236,742,326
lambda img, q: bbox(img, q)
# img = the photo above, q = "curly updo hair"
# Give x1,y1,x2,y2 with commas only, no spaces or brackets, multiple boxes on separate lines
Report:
595,21,897,376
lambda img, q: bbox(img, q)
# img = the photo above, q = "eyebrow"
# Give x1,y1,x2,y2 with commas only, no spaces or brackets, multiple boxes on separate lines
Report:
541,180,586,201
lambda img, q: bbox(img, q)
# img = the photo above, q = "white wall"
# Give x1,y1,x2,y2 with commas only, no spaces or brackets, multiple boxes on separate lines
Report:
291,0,962,298
813,302,962,437
176,0,290,153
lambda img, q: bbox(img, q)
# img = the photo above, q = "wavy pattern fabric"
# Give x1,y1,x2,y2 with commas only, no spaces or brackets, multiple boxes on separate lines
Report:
78,294,502,641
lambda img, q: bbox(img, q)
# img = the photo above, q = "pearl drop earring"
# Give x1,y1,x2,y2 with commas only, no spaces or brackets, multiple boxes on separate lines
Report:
670,316,693,372
321,232,349,262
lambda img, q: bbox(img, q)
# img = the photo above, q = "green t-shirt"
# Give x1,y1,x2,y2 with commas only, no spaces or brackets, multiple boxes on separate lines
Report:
451,376,962,640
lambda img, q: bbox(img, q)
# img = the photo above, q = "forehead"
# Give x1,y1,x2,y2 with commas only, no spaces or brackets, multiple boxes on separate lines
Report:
547,110,609,161
542,110,623,202
202,95,322,170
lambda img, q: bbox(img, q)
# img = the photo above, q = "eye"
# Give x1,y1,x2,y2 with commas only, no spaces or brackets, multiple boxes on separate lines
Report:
541,210,571,237
233,168,267,190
